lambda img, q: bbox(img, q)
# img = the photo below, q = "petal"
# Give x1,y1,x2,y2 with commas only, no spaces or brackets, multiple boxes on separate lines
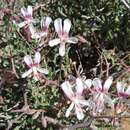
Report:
21,7,26,16
84,79,92,89
29,24,36,35
75,105,84,120
59,43,65,56
65,102,74,117
22,69,32,78
63,19,71,34
34,52,41,64
24,55,33,67
32,66,38,75
92,78,102,91
103,77,113,91
32,32,47,39
66,37,78,44
45,17,52,27
78,99,90,106
37,68,49,75
27,6,33,16
49,38,60,47
61,81,74,100
125,86,130,95
41,16,52,28
96,94,104,112
18,22,27,28
54,18,62,34
116,82,124,94
104,95,114,108
76,78,84,96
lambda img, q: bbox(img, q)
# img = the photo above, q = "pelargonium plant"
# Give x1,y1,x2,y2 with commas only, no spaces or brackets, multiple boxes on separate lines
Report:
49,18,78,56
91,77,114,115
6,3,130,129
22,52,49,80
18,5,34,28
61,77,91,120
29,16,52,39
116,82,130,98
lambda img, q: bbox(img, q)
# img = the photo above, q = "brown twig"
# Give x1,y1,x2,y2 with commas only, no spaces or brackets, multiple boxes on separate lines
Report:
16,28,34,52
9,47,19,79
6,113,25,130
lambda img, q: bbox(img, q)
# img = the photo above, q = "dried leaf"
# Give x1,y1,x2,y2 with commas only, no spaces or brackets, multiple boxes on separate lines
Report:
41,114,47,128
121,118,130,130
32,111,41,119
77,35,87,43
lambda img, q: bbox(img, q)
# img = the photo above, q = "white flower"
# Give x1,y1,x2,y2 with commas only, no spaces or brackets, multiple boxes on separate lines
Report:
49,18,78,56
22,52,48,80
17,6,33,28
30,17,52,39
61,78,90,120
116,82,130,98
92,77,114,114
41,16,52,33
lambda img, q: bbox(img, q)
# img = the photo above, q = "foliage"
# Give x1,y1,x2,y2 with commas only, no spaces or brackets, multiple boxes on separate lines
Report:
0,0,130,130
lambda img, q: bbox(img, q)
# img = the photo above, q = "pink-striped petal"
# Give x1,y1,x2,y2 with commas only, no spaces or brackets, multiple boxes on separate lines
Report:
54,18,62,34
66,37,78,44
63,19,71,34
65,102,74,117
103,77,113,91
29,24,36,35
49,38,60,47
92,78,102,91
34,52,41,64
116,82,124,94
78,99,90,106
76,78,84,96
18,21,27,28
21,7,26,17
22,69,32,78
27,6,33,16
59,43,65,56
84,79,92,89
37,68,49,75
125,86,130,96
104,95,114,108
61,81,74,100
24,55,33,67
75,105,84,120
41,17,52,28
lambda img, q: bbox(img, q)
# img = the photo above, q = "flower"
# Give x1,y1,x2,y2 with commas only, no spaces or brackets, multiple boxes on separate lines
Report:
41,16,52,33
17,5,34,28
22,52,49,80
49,18,78,56
29,16,52,39
91,77,114,114
81,77,92,90
61,78,90,120
116,82,130,98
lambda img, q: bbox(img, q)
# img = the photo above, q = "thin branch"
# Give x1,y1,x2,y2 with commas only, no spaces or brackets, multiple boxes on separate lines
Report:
121,0,130,10
6,113,25,130
9,47,19,78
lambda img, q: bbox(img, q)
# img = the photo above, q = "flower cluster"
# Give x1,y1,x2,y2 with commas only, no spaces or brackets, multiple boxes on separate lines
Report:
61,77,91,120
22,52,48,81
49,18,78,56
17,5,34,28
15,5,78,57
61,76,130,120
14,5,130,125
